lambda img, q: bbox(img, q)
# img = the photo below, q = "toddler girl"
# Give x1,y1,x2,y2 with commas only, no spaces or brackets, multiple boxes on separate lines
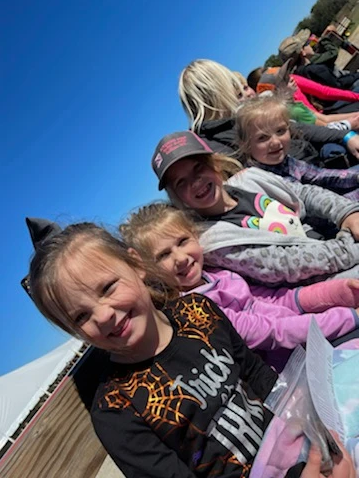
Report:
151,130,359,286
236,94,359,202
120,202,359,369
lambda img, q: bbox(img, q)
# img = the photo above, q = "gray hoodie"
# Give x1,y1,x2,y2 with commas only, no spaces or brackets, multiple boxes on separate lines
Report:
200,167,359,286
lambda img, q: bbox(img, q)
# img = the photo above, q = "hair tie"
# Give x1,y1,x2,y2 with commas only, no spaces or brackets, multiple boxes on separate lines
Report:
25,217,62,250
21,218,62,298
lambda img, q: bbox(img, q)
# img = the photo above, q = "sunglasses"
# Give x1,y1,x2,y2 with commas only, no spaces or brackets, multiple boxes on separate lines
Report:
21,274,33,300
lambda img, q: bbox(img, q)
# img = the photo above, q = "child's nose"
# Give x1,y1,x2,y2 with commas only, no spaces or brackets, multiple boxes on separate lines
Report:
271,135,281,145
93,303,115,326
191,176,202,187
174,250,188,268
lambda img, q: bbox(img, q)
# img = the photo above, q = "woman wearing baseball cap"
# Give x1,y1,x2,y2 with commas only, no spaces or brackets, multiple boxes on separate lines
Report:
151,130,359,287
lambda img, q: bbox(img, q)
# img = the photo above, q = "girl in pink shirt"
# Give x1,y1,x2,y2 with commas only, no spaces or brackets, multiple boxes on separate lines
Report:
120,202,359,370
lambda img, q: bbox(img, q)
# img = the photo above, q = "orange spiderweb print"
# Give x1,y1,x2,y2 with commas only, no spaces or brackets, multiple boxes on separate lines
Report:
103,363,204,438
170,295,222,347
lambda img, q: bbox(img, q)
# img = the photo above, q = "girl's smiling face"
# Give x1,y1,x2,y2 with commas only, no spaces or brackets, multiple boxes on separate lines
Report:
57,244,165,359
249,119,291,166
165,157,224,214
151,229,203,291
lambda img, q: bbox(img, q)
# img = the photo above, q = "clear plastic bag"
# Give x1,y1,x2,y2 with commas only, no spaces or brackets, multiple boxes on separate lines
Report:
265,346,335,475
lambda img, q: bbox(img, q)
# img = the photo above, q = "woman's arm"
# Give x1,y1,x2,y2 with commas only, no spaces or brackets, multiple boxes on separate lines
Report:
314,110,359,124
295,122,347,143
311,35,339,65
317,110,359,123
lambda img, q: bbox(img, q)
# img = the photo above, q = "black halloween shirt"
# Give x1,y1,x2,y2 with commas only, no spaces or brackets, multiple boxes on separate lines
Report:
91,294,278,477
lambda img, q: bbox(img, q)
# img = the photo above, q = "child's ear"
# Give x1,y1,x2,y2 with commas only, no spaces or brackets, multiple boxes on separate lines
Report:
128,247,146,280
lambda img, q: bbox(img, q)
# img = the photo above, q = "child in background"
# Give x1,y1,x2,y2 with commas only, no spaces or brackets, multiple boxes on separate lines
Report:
278,28,359,92
232,71,256,101
235,94,359,201
151,130,359,286
120,202,359,369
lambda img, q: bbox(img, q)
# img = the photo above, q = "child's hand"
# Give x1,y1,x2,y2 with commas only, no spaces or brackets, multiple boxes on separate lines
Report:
347,279,359,291
345,134,359,160
341,212,359,241
300,433,355,478
288,77,297,92
348,114,359,132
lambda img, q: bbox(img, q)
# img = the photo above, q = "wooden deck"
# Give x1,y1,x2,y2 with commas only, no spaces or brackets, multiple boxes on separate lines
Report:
0,348,124,478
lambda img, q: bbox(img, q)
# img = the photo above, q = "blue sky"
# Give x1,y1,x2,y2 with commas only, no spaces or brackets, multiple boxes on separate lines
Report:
1,0,316,375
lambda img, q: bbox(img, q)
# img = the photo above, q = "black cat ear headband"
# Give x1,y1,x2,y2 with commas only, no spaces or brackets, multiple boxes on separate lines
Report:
21,218,62,299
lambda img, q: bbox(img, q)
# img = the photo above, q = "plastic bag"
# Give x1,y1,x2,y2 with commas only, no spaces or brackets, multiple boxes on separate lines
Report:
264,346,336,475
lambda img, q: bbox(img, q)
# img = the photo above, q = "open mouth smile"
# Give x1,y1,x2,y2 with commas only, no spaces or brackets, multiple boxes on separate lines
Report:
109,312,132,337
195,182,212,199
268,148,283,155
178,262,195,277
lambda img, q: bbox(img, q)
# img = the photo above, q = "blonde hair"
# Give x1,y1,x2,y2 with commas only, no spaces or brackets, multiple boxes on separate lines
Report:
120,203,200,265
163,152,242,210
29,223,176,337
233,71,248,87
178,59,245,132
235,94,290,162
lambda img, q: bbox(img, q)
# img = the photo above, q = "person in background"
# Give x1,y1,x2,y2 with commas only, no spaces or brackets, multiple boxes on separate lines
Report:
278,28,359,91
247,66,265,92
233,71,256,100
256,61,359,123
178,58,359,164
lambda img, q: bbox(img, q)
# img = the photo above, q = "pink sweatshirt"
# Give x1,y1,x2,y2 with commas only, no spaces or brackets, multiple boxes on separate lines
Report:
291,73,359,112
191,269,358,351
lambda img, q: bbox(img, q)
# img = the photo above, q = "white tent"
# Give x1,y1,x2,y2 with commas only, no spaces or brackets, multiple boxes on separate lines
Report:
0,338,84,450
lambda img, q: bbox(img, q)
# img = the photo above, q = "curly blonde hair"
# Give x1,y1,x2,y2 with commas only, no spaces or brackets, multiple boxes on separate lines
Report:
235,94,290,162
